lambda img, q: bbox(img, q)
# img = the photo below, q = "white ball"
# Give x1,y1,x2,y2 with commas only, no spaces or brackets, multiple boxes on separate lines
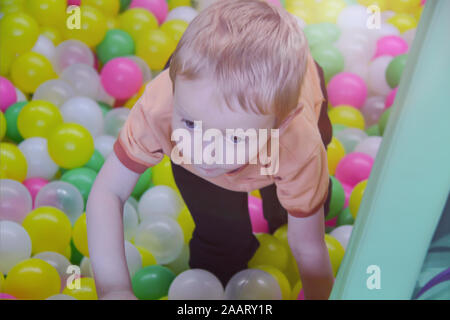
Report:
94,135,116,159
361,95,386,127
337,5,369,30
60,96,104,137
330,225,353,250
33,79,75,107
165,243,190,275
165,6,198,23
123,201,139,242
169,269,225,300
18,137,59,180
225,269,282,300
368,56,393,96
53,39,94,73
104,107,130,138
32,35,56,63
0,220,32,274
60,63,100,99
80,257,94,277
0,179,33,223
138,185,184,221
354,136,383,159
124,241,142,278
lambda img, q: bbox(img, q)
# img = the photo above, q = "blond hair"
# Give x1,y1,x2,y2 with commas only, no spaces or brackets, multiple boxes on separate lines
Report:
169,0,309,127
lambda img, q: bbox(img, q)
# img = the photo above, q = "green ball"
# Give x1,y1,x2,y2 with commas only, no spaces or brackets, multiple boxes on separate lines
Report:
131,168,153,200
132,265,176,300
96,29,135,64
386,54,408,88
61,167,97,207
379,108,391,136
311,44,344,82
97,101,112,117
332,124,347,135
4,101,27,143
326,176,345,220
366,124,380,137
337,207,354,226
70,238,84,265
84,149,105,172
304,23,341,48
119,0,132,12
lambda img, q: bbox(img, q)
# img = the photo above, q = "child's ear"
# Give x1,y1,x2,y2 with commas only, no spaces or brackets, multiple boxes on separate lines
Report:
277,102,304,130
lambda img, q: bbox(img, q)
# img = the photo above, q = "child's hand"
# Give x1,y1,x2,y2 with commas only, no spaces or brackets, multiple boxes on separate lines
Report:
100,290,138,300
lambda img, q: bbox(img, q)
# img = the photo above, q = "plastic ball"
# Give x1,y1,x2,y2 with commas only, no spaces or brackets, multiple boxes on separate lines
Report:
24,0,65,27
118,8,159,42
17,100,63,139
40,26,62,46
378,108,391,135
327,137,346,176
165,6,198,23
366,124,381,137
335,128,368,153
136,29,176,71
138,185,184,220
35,181,84,225
125,55,153,83
83,0,120,17
337,5,368,30
248,234,289,271
168,269,224,300
326,176,345,220
324,234,345,277
0,12,39,55
357,0,389,11
31,35,56,64
328,105,365,130
94,134,115,158
72,213,89,257
327,72,368,109
18,137,58,180
337,207,354,226
354,136,383,159
134,213,184,264
60,63,100,99
248,195,269,233
374,35,409,59
160,19,189,44
135,245,157,267
330,225,353,250
176,205,195,244
63,5,108,47
311,44,344,82
53,40,95,74
386,54,408,88
61,167,97,206
254,265,291,300
335,152,373,188
303,23,340,48
152,155,179,191
10,52,57,94
3,102,24,142
101,57,143,100
164,242,190,275
33,251,71,290
388,13,418,33
123,201,139,241
361,95,386,127
23,178,49,206
368,56,393,96
349,179,368,218
0,76,17,111
131,167,153,199
33,79,75,108
84,149,105,172
96,29,135,64
132,265,176,300
0,143,28,182
4,258,60,300
130,0,169,24
48,123,95,169
385,87,398,109
0,111,6,140
125,241,143,278
63,277,98,300
60,96,104,138
0,221,32,274
224,269,282,300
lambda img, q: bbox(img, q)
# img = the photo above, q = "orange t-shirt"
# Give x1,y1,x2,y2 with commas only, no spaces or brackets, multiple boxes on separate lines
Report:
113,53,329,218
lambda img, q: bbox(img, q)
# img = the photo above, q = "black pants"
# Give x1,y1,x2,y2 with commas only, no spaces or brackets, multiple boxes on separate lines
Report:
165,55,333,287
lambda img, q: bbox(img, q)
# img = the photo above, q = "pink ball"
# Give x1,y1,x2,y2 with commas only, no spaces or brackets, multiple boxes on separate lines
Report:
374,36,409,59
297,289,305,300
0,76,17,111
130,0,168,24
248,195,268,233
23,178,49,208
325,216,337,227
385,87,398,109
335,152,374,188
100,57,143,100
0,293,17,300
67,0,80,6
342,183,353,208
327,72,367,109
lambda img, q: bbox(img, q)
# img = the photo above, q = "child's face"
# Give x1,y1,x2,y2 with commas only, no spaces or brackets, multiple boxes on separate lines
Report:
172,76,276,178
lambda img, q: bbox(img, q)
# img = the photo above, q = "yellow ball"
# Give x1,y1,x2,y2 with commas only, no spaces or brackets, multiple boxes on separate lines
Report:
136,29,176,71
388,13,418,33
0,111,6,141
248,233,289,271
273,224,288,246
17,100,63,139
4,258,61,300
283,254,301,287
160,19,189,44
63,277,98,300
0,271,4,292
327,137,346,176
159,295,168,300
324,234,345,277
291,280,303,300
105,15,119,30
63,5,108,47
118,8,158,42
349,179,368,219
255,265,291,300
328,105,365,130
64,244,72,261
47,123,95,169
250,189,261,199
73,213,89,257
125,84,146,109
286,0,315,24
24,0,66,27
177,205,195,244
168,0,191,10
22,206,72,255
10,51,57,94
152,155,179,191
0,0,24,14
388,0,421,14
0,11,39,55
315,0,346,24
83,0,120,17
135,245,157,267
40,26,62,45
0,142,27,181
357,0,389,11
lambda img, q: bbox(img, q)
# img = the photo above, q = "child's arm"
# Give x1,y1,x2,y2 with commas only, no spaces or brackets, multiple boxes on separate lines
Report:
86,152,141,300
287,206,334,300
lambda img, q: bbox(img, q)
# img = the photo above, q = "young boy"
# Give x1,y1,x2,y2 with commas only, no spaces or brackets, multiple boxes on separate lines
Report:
87,0,334,300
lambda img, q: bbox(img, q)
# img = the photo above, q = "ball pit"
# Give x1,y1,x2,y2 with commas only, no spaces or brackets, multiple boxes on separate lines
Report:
0,0,426,300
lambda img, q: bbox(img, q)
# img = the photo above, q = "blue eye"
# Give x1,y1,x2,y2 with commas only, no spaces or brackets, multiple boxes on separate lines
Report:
182,119,195,129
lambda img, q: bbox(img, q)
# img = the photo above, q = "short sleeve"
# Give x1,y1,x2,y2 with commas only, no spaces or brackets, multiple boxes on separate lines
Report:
275,144,330,218
113,89,164,174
